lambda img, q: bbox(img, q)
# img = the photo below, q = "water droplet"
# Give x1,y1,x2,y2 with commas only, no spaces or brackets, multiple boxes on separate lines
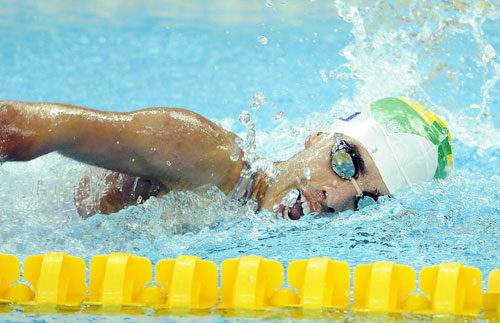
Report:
258,35,268,45
265,1,273,7
230,151,240,161
249,92,267,110
137,195,143,203
371,146,378,153
482,44,496,60
319,70,328,83
249,276,254,282
273,110,285,120
333,180,337,186
131,158,135,163
304,168,311,180
282,189,300,207
166,160,172,166
239,110,251,125
116,141,120,144
246,199,258,212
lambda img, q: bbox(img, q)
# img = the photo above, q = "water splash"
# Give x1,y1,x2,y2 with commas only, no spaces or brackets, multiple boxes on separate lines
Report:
331,0,500,148
237,99,280,182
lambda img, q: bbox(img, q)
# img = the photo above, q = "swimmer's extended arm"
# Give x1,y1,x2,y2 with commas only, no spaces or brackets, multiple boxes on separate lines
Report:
0,100,244,193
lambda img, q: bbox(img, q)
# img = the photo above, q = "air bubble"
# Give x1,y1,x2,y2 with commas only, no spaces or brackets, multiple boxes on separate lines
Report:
333,180,337,186
258,36,268,45
371,146,378,153
265,1,273,7
166,160,172,166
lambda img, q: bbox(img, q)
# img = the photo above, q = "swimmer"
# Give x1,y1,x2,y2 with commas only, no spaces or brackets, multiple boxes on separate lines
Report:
0,97,453,219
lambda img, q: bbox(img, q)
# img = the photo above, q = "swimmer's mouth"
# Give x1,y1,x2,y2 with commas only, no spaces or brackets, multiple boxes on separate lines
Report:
279,189,312,220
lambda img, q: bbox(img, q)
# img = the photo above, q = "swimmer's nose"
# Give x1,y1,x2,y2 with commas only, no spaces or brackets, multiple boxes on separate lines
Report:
321,183,356,210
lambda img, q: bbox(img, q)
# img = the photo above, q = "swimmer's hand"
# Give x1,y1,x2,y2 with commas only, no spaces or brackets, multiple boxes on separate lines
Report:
0,100,55,161
0,100,244,194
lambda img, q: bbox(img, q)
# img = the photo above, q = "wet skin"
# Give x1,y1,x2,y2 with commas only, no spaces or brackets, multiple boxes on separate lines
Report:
1,100,389,218
252,132,390,219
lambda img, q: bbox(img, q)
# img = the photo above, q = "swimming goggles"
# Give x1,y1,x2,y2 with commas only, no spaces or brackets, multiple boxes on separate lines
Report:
330,134,377,210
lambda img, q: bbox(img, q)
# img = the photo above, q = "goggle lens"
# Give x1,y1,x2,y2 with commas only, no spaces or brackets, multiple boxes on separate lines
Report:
330,138,377,210
331,151,356,179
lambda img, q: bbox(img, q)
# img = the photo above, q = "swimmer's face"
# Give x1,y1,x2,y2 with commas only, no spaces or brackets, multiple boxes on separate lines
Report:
259,132,390,219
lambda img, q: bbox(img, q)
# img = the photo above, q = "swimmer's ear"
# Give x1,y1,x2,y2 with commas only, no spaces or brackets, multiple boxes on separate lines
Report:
305,132,324,148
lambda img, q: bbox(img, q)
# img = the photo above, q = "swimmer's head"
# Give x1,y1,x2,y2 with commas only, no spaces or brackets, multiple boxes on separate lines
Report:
331,97,453,194
256,97,453,219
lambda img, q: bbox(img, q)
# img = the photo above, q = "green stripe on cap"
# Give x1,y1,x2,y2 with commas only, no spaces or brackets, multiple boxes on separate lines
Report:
370,97,453,179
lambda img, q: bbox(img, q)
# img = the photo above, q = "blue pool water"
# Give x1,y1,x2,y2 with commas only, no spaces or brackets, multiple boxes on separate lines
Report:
1,0,500,321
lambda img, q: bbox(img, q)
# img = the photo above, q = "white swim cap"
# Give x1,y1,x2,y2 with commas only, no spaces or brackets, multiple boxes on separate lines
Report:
331,97,453,194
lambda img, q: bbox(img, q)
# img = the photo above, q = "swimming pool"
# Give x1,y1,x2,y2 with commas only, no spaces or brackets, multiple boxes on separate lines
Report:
1,0,500,321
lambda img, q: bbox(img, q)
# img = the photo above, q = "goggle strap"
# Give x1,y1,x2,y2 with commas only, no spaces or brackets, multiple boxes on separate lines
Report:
349,177,363,197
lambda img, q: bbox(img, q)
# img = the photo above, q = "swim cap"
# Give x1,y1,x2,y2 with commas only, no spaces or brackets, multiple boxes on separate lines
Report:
331,97,453,194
